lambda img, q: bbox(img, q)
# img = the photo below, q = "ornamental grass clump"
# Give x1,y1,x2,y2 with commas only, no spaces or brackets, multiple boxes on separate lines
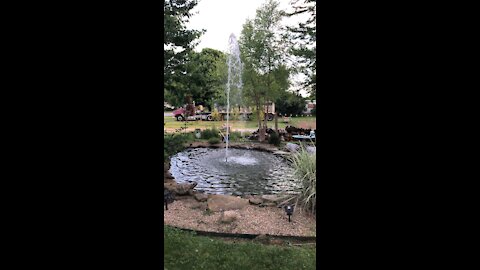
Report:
289,145,316,215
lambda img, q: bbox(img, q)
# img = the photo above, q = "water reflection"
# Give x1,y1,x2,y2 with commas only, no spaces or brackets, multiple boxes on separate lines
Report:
169,148,300,196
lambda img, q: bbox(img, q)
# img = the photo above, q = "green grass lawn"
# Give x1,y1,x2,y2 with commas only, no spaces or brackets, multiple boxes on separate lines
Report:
164,115,316,131
164,226,316,270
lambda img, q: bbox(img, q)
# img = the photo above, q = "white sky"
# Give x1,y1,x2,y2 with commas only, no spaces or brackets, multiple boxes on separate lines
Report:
185,0,312,97
186,0,306,52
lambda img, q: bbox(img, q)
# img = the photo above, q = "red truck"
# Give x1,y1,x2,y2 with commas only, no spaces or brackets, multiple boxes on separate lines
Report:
173,102,276,122
172,107,213,121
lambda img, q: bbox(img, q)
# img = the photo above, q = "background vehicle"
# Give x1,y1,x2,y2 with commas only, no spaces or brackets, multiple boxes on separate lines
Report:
172,102,276,121
172,107,213,121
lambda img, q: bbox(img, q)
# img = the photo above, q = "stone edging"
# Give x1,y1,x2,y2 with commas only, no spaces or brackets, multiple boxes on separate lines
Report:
166,225,317,243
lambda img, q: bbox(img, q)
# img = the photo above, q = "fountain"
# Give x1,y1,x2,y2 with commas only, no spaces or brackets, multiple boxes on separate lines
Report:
170,148,300,196
225,33,243,162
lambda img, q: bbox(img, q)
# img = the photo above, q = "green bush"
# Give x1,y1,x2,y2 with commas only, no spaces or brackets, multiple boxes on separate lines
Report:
289,145,316,215
201,128,220,140
164,132,195,160
268,132,281,146
208,137,221,144
228,131,242,142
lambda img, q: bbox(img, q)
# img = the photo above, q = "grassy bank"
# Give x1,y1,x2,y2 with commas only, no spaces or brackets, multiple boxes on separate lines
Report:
164,226,316,270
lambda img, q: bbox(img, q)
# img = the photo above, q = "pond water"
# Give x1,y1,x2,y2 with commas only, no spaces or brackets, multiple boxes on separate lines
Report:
169,148,300,196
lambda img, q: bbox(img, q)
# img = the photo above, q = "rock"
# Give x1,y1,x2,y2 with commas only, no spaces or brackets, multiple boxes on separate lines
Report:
219,210,239,223
164,176,175,184
176,182,197,195
273,150,290,156
164,182,197,195
285,143,300,152
306,146,316,153
207,194,249,212
194,193,209,202
164,182,176,193
249,198,263,205
261,195,283,203
164,171,174,180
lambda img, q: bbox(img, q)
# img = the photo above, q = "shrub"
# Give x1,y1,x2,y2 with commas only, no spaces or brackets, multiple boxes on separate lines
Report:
201,128,219,140
268,132,281,146
289,145,316,215
208,137,220,144
228,131,242,142
164,133,194,160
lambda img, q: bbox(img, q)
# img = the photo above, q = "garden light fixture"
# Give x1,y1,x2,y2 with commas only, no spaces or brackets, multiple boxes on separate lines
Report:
164,190,175,210
284,205,294,222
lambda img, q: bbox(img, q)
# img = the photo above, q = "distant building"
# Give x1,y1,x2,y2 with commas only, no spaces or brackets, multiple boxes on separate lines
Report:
303,100,316,114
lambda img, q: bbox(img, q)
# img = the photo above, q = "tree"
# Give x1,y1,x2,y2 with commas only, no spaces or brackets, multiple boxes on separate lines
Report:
275,91,306,116
164,0,204,106
173,48,227,110
239,0,289,140
284,0,316,98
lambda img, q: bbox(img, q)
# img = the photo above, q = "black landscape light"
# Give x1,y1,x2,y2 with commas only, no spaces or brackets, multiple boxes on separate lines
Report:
164,190,175,210
284,205,294,222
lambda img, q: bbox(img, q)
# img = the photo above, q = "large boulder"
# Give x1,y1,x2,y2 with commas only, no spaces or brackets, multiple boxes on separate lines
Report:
285,143,300,152
207,194,249,212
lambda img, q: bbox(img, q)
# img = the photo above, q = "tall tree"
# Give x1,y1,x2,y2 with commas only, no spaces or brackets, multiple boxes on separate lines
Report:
164,0,204,105
184,48,227,110
285,0,316,98
239,0,289,140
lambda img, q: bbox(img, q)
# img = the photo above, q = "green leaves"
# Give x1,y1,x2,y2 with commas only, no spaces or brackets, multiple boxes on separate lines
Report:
164,0,204,103
284,0,316,98
289,145,316,215
239,0,290,129
165,48,228,108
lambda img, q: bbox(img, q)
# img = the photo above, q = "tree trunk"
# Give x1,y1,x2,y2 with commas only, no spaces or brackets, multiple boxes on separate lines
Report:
256,102,265,142
274,113,278,134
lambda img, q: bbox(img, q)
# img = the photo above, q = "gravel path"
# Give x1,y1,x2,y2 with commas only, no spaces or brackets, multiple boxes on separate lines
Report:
163,197,316,237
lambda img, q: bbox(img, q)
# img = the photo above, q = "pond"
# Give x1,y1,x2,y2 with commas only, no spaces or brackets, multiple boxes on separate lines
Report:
169,148,300,196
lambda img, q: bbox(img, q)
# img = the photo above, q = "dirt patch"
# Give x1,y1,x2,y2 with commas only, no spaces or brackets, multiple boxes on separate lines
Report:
164,197,316,237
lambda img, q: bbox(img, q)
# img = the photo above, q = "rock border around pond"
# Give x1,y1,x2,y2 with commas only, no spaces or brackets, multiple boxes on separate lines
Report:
164,142,299,208
164,143,316,238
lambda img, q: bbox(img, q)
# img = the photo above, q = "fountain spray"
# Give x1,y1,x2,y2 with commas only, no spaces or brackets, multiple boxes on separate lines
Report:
225,33,242,162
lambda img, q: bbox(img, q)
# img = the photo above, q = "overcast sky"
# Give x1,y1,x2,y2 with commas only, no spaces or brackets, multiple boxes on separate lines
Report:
186,0,307,52
185,0,312,97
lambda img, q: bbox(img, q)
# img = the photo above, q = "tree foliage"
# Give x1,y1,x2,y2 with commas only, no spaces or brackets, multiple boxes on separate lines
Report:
184,48,227,110
239,0,290,135
275,91,306,116
164,0,204,106
285,0,316,98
